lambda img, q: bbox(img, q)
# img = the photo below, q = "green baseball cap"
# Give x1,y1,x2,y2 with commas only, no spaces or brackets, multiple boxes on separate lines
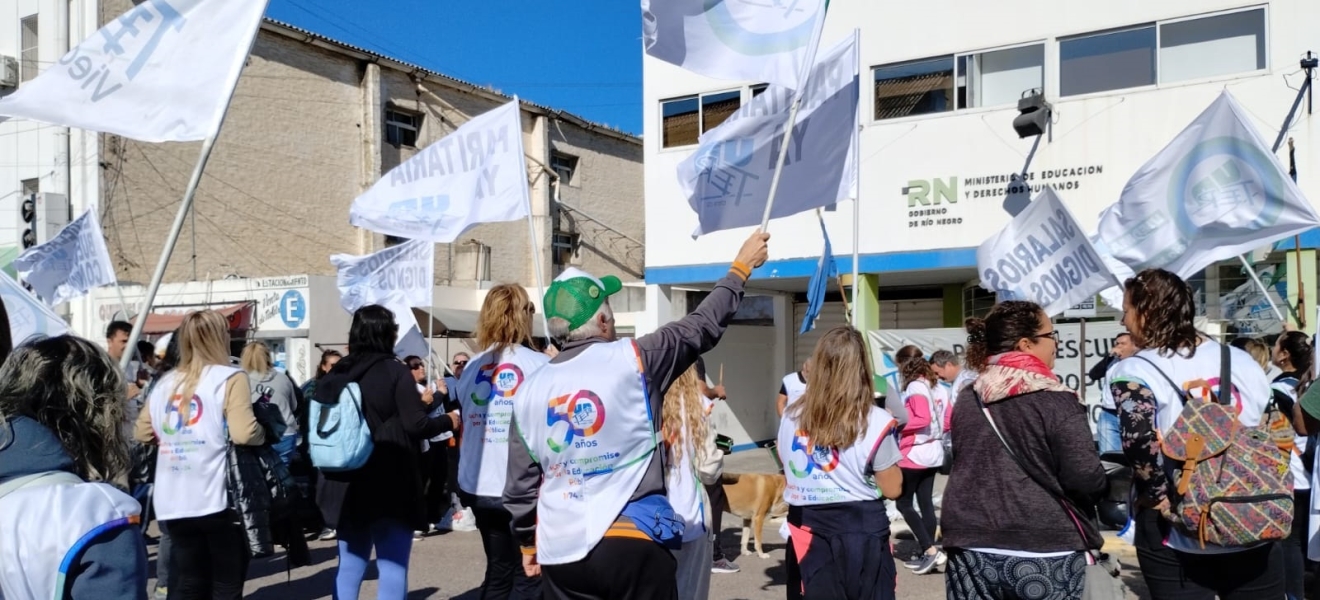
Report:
544,267,623,332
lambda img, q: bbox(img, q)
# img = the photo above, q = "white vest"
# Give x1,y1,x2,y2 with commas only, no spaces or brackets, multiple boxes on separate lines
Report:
665,400,708,543
149,365,240,521
903,380,945,469
511,340,655,565
782,372,807,409
0,474,141,600
458,345,550,498
1272,376,1310,491
1108,341,1272,554
778,406,896,505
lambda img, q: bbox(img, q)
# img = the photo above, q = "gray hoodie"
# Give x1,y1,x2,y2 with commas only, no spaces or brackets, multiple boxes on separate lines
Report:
248,369,299,436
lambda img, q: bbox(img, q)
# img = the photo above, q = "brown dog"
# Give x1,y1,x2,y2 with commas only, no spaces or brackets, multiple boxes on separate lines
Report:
721,472,788,558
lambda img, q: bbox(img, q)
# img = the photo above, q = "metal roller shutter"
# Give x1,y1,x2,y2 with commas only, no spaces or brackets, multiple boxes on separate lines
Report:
792,298,947,369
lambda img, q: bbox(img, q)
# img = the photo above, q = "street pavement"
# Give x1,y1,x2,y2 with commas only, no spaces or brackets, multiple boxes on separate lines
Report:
149,447,1150,599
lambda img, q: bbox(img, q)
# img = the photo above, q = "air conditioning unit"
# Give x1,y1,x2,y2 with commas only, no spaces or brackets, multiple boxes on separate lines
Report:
0,56,17,88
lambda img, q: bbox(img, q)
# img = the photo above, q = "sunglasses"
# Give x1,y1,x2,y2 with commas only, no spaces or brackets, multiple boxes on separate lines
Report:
410,364,424,371
453,360,468,367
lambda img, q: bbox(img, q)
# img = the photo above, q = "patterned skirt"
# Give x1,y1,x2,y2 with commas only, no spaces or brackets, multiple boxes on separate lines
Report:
945,548,1086,600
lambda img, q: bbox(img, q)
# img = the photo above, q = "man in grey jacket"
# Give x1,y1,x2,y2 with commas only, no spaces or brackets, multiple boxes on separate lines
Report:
504,231,769,600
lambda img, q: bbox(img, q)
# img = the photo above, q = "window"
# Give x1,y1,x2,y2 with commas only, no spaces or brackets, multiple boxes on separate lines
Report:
751,84,769,98
1159,8,1266,84
20,16,38,83
1060,26,1156,96
873,57,954,120
958,44,1045,109
20,178,38,198
660,89,743,148
550,152,578,186
384,108,421,147
552,231,579,266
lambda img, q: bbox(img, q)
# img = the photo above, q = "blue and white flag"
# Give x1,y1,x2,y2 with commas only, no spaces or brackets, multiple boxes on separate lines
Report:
642,0,826,90
978,187,1118,318
1092,91,1320,285
0,0,268,142
330,239,435,314
0,271,68,346
678,33,858,237
799,216,837,334
13,208,117,307
350,99,530,242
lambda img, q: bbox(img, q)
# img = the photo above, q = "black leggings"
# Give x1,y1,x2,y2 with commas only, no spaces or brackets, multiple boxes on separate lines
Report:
703,482,728,561
895,467,938,553
472,505,541,600
1285,489,1311,600
165,510,249,600
1133,507,1285,600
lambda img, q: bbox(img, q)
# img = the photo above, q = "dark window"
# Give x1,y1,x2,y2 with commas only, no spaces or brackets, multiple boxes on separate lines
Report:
385,109,421,147
873,57,954,120
1060,26,1157,96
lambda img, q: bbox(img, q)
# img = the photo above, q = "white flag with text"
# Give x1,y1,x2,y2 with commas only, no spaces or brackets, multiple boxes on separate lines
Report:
350,99,530,242
1092,91,1320,284
13,208,117,306
643,0,826,90
0,0,268,143
331,240,435,314
0,271,68,345
978,187,1118,317
677,33,857,237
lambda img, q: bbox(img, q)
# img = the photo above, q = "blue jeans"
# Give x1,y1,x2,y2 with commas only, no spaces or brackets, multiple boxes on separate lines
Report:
335,519,412,600
1097,408,1122,454
272,433,298,466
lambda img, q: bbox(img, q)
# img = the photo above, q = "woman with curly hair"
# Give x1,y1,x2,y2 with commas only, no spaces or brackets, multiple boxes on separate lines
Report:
662,364,722,599
893,344,946,575
0,335,148,600
1109,269,1282,599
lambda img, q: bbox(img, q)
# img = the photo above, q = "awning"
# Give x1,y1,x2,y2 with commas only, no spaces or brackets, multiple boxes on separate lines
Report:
411,307,547,338
133,303,253,335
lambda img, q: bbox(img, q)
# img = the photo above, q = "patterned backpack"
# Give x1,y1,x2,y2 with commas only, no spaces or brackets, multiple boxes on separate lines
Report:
1135,343,1293,549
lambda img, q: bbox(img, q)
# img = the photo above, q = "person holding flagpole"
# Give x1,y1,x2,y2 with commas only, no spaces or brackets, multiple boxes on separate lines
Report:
505,230,769,600
454,284,550,599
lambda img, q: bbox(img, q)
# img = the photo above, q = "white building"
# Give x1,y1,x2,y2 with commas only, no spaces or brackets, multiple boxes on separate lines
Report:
644,0,1320,446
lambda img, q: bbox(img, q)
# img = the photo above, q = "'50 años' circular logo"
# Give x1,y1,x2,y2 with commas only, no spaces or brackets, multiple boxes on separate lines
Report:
1167,137,1286,239
162,394,203,435
787,431,838,478
471,363,525,406
704,0,821,56
546,390,606,453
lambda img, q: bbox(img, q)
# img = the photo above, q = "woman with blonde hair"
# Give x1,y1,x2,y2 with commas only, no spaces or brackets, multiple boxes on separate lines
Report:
779,326,903,600
663,364,722,599
136,310,265,599
241,341,300,466
894,346,946,574
454,284,549,599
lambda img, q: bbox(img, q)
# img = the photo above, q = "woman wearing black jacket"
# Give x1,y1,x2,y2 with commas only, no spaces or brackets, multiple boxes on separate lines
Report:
315,305,459,600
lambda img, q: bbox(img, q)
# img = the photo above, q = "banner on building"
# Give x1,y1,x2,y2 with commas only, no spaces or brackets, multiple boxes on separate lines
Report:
868,323,1126,435
350,98,530,243
977,187,1117,317
331,239,435,314
0,0,268,142
642,0,826,90
0,271,68,345
1092,90,1320,292
13,208,117,307
678,33,857,237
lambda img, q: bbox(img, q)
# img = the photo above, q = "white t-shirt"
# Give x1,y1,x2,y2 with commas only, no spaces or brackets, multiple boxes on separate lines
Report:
1108,340,1272,554
781,372,807,410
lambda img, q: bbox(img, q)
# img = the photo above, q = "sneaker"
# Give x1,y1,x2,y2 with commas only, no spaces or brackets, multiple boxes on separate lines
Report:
413,530,425,540
902,555,924,570
154,587,167,600
318,528,337,541
711,558,741,574
912,551,945,575
936,549,948,568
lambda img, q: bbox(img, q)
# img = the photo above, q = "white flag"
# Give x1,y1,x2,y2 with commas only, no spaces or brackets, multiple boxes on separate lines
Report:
977,187,1118,317
1092,91,1320,284
13,208,117,306
0,0,268,143
0,271,68,346
350,99,530,242
331,240,435,314
678,33,857,237
643,0,826,90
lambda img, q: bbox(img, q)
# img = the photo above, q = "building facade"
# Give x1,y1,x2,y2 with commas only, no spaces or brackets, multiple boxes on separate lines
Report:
644,0,1320,445
1,2,645,379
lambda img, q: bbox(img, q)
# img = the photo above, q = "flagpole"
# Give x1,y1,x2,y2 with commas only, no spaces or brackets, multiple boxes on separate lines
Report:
1238,255,1287,322
116,0,267,372
759,93,805,232
849,28,861,329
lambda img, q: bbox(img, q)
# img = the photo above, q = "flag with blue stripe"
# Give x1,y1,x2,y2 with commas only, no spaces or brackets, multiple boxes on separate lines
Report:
799,218,837,334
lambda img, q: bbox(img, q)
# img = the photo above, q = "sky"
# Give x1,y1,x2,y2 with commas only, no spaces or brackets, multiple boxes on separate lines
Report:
266,0,644,134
